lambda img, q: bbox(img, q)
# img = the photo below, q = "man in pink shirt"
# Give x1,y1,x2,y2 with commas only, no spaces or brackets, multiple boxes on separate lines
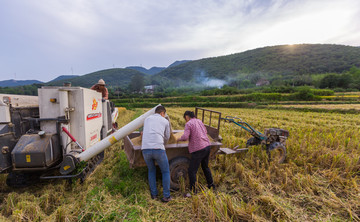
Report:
178,111,215,192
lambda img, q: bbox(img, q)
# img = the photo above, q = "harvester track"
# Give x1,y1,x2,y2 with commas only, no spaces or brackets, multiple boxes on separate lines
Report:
79,151,104,183
6,151,105,187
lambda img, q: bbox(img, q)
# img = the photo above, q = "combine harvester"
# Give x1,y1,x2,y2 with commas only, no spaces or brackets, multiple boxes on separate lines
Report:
0,86,135,187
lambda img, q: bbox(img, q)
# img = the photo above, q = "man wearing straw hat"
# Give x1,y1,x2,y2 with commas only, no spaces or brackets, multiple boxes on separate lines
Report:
91,79,109,100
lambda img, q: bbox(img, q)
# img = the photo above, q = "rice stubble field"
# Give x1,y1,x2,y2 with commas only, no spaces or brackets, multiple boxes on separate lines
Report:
0,107,359,221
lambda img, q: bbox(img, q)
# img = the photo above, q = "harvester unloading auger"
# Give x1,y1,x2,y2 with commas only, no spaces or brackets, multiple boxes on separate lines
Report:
59,104,160,175
0,86,160,187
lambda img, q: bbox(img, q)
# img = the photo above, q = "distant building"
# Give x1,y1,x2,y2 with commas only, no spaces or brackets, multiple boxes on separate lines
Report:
144,85,158,94
256,79,270,86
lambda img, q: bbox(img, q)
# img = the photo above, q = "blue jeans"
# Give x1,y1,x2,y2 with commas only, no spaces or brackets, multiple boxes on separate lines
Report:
142,149,170,198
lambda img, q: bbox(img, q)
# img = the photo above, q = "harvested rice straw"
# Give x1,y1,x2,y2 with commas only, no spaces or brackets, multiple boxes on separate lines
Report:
130,132,187,146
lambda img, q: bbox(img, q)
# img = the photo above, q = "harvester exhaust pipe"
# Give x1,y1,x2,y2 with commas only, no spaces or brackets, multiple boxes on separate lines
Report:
59,104,161,175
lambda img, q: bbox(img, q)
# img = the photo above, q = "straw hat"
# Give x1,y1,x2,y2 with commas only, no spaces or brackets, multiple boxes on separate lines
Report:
97,79,106,85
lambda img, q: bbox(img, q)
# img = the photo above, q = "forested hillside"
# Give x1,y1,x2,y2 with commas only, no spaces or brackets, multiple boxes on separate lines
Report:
47,68,146,88
2,44,360,96
155,44,360,86
48,44,360,89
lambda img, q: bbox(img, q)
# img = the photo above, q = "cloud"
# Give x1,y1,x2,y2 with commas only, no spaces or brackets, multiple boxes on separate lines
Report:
0,0,359,81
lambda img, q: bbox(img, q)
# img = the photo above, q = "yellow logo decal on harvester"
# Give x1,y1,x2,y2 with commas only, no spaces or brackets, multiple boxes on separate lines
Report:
92,98,98,110
109,136,117,145
63,165,70,171
26,155,31,162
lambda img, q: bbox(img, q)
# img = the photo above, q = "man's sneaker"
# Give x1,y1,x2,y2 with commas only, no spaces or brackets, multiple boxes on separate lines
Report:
151,195,158,200
161,196,172,202
208,184,216,190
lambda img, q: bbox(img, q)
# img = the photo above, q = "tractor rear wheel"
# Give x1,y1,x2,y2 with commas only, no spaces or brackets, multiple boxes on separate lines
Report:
267,143,286,164
169,157,190,190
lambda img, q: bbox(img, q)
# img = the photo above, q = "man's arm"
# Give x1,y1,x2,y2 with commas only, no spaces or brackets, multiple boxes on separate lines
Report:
164,121,171,144
104,88,109,100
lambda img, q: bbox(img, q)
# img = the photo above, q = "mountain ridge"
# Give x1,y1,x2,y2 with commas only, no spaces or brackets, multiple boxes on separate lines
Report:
125,66,165,75
50,75,79,82
0,79,43,87
125,60,192,75
154,44,360,86
1,44,359,88
46,68,146,88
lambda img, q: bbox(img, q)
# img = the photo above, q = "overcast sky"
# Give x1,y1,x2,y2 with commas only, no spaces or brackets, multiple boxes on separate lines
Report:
1,0,359,82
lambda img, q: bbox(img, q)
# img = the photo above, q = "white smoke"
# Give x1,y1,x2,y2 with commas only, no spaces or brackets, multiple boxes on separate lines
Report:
196,70,227,88
203,78,227,87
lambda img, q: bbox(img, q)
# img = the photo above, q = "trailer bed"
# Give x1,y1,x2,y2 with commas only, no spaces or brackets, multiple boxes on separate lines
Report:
123,130,222,168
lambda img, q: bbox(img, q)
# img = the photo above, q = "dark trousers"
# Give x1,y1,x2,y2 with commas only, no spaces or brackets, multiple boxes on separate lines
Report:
188,146,213,191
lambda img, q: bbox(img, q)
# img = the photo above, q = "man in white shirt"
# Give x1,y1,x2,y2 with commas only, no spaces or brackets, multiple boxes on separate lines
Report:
141,105,171,202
